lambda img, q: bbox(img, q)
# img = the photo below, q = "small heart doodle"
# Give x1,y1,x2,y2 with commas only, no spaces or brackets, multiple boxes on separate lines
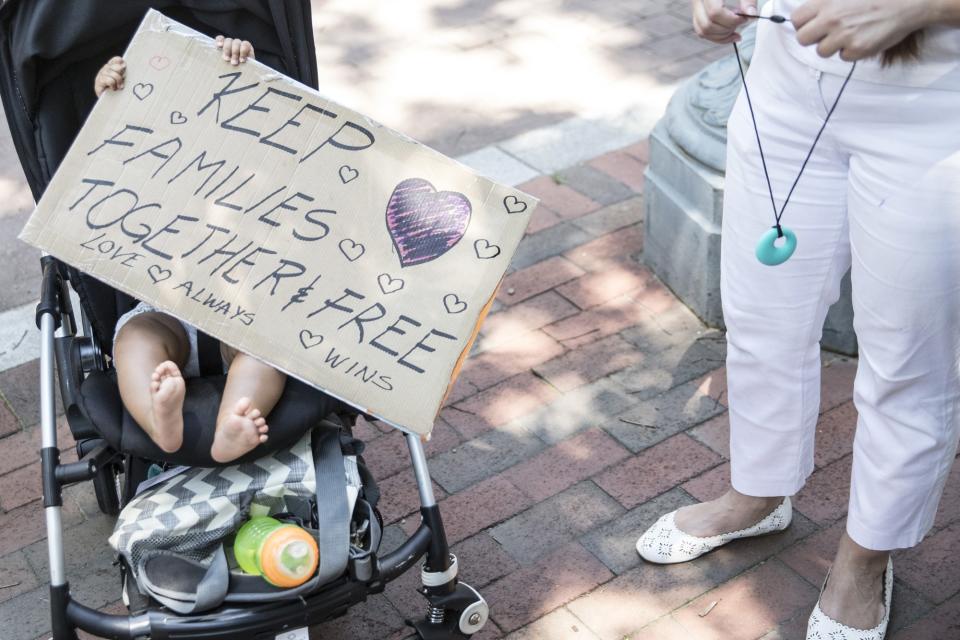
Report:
339,165,359,184
133,83,154,101
378,273,405,295
299,329,325,350
443,293,468,314
169,111,187,125
503,195,528,214
149,55,171,70
147,264,171,284
338,238,365,262
474,239,501,260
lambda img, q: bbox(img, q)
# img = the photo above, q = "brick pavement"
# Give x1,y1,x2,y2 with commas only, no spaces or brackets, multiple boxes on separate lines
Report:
2,1,960,639
5,134,959,639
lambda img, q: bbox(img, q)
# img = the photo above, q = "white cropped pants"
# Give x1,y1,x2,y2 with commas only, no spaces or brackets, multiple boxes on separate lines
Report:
722,24,960,550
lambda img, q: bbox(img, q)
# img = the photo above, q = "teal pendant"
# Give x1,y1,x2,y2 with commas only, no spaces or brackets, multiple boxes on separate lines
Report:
755,226,797,266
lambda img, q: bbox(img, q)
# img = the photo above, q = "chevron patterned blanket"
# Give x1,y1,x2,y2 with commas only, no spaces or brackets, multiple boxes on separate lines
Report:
109,432,316,574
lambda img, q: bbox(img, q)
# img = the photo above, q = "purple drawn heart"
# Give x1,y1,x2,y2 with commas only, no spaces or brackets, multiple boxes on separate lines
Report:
385,178,471,267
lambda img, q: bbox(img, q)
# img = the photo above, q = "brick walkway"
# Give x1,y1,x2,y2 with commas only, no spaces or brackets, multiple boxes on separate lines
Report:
2,1,960,639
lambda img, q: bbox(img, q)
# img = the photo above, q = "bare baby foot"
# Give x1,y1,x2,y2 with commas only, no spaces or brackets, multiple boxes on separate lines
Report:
149,360,185,453
211,397,269,463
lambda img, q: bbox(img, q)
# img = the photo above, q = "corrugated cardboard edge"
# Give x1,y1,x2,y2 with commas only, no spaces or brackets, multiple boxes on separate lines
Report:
439,283,499,411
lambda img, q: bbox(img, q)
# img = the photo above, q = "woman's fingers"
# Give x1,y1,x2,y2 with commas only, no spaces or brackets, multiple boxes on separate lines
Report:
795,11,870,59
738,0,758,16
692,0,747,43
795,14,832,48
239,40,254,62
230,38,242,65
792,0,921,61
714,32,743,45
790,0,821,31
215,34,225,49
814,29,845,58
702,0,746,30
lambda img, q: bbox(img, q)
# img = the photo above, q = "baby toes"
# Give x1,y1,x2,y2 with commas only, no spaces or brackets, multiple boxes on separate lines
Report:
234,396,252,417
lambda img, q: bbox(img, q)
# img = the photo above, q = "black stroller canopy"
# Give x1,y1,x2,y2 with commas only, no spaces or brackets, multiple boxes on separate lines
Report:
1,0,319,199
0,0,318,352
0,0,342,467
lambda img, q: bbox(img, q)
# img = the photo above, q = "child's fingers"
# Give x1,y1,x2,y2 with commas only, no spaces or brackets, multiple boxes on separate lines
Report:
218,35,254,64
103,69,124,89
94,76,116,96
221,37,234,60
239,40,253,62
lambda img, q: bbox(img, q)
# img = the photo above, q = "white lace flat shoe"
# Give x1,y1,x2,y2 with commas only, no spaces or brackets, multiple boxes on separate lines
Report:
635,497,792,564
806,557,893,640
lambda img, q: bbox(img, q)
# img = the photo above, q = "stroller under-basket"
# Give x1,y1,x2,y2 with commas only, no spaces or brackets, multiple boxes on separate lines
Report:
0,1,488,638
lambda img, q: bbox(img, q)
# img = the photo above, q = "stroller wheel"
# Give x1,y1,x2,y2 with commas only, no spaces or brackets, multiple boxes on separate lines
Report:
410,581,488,639
456,584,488,635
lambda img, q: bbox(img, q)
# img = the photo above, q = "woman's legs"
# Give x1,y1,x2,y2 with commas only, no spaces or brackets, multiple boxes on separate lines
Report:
676,22,852,536
842,90,960,552
812,72,960,629
210,345,287,463
114,311,190,453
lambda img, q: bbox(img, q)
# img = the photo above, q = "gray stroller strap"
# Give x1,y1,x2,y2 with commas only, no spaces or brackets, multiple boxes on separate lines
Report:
314,426,351,585
224,430,359,604
229,428,352,602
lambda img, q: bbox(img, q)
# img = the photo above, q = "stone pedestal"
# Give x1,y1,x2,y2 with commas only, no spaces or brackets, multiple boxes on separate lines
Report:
645,121,725,327
643,29,857,355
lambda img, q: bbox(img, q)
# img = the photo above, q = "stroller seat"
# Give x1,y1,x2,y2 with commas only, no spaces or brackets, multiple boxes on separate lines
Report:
78,365,344,468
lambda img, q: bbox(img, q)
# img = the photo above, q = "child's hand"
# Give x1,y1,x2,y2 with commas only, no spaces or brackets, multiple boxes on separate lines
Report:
216,35,255,65
94,56,126,97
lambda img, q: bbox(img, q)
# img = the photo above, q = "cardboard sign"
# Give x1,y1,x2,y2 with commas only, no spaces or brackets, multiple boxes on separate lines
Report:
19,10,536,434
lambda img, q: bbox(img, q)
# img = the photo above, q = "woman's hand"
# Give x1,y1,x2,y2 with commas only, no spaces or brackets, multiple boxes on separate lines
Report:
792,0,938,61
216,35,255,65
691,0,759,44
94,56,125,97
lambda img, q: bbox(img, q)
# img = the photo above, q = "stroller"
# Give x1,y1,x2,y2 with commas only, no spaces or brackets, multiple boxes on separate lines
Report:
0,1,488,638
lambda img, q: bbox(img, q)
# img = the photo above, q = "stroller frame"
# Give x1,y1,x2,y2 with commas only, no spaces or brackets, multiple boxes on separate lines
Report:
36,256,489,640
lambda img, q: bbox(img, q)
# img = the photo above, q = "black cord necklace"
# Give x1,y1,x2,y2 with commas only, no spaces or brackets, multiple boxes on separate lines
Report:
731,16,857,266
